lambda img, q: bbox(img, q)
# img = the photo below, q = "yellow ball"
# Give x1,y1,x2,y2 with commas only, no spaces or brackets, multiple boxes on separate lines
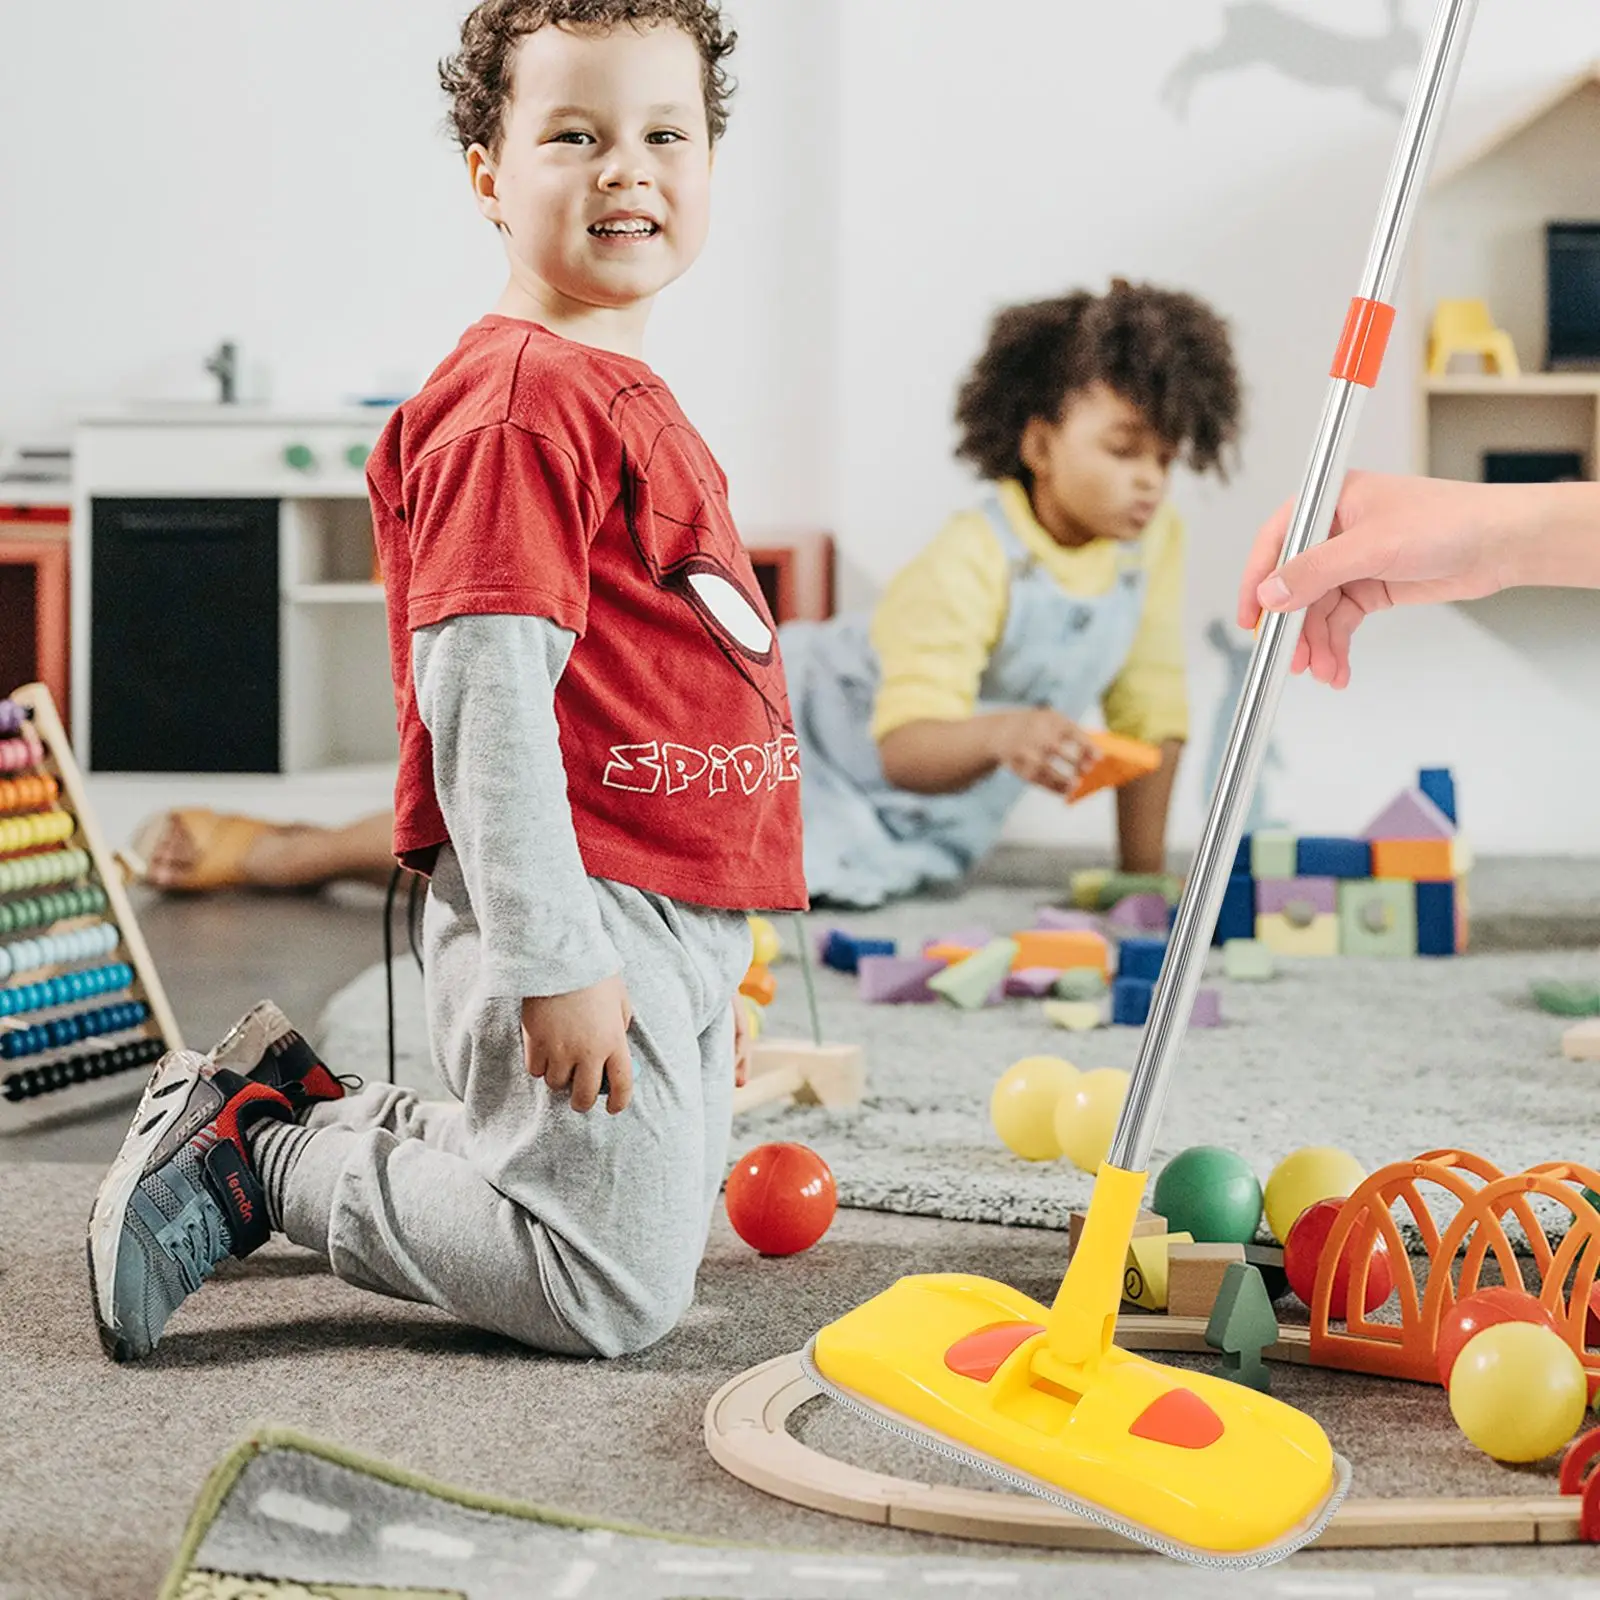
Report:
991,1056,1079,1161
747,915,783,967
1264,1145,1368,1243
1448,1322,1588,1463
1054,1067,1130,1174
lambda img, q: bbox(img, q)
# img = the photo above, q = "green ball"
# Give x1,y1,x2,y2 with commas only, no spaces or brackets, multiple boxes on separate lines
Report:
1152,1145,1263,1245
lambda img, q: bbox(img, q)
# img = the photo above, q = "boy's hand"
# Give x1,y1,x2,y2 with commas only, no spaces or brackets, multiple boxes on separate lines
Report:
989,708,1089,796
732,997,751,1089
521,976,634,1114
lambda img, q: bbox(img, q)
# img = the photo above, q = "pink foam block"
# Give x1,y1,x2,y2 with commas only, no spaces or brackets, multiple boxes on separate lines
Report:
1190,987,1223,1028
924,924,993,953
1032,907,1101,932
857,954,944,1004
1255,877,1336,916
1005,967,1063,998
1361,788,1455,841
1108,893,1170,933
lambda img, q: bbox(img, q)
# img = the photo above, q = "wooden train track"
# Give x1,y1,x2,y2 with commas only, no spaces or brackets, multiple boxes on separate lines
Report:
705,1331,1581,1552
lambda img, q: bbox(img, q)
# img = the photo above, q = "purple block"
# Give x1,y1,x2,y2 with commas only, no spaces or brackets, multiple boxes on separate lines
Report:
858,954,943,1004
1190,987,1223,1028
1032,907,1101,932
922,924,993,954
1004,967,1062,998
1362,787,1454,841
1108,893,1170,933
1255,876,1337,917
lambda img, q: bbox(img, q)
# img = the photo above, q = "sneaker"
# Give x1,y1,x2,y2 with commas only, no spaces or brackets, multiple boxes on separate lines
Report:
86,1050,292,1362
210,1000,352,1117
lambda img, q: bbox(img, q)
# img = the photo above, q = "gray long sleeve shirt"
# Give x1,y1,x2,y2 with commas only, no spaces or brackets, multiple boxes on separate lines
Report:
413,612,622,999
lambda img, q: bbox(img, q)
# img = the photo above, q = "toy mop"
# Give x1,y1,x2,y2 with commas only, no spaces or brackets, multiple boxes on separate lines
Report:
804,0,1479,1569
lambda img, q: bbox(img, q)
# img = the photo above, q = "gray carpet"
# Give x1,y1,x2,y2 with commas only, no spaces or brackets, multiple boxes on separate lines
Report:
317,878,1600,1237
3,1163,1596,1600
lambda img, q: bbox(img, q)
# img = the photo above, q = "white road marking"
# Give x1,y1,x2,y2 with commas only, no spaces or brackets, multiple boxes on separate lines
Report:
1274,1584,1377,1599
378,1523,474,1559
789,1565,889,1583
551,1558,598,1598
656,1557,758,1576
923,1571,1020,1587
579,1527,615,1548
253,1490,350,1536
1411,1588,1513,1600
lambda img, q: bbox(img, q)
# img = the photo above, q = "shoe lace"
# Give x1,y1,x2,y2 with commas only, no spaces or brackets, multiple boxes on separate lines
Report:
161,1198,228,1296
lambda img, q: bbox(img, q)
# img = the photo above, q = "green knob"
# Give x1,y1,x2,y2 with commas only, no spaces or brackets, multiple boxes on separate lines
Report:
345,442,370,470
283,443,316,471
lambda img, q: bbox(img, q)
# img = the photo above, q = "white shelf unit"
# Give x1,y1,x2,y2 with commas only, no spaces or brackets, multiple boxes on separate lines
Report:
71,410,398,783
1414,71,1600,482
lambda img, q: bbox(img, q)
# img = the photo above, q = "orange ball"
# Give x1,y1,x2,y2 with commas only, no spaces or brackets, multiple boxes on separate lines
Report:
1436,1286,1561,1388
725,1142,836,1256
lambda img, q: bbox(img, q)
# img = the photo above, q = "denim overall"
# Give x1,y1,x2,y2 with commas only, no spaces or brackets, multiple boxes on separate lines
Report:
781,490,1149,906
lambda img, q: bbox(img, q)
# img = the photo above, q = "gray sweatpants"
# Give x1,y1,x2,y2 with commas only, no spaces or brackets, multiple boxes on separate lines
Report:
281,846,752,1357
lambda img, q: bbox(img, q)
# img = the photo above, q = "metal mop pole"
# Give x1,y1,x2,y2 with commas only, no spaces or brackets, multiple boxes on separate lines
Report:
1107,0,1478,1175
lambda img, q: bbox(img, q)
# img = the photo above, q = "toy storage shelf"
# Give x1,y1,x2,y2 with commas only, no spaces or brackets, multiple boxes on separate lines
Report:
1424,374,1600,396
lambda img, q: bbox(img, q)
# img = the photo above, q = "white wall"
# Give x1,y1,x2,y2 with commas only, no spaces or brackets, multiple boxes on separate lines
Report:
3,1,1599,853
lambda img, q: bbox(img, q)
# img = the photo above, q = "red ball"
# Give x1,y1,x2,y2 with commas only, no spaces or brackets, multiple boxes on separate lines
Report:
1436,1286,1561,1388
1284,1197,1394,1316
725,1142,837,1256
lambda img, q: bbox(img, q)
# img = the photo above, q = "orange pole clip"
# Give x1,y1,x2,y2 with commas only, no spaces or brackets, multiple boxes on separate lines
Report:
1330,297,1396,388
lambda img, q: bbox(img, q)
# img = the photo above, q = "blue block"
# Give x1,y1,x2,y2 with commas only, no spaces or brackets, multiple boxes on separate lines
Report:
1112,975,1154,1026
1419,767,1457,825
1214,873,1256,946
1416,881,1457,957
1118,936,1167,983
820,931,896,974
1295,837,1373,879
1233,835,1253,875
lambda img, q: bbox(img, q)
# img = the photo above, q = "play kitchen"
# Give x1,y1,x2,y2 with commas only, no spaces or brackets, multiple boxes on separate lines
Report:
71,357,396,779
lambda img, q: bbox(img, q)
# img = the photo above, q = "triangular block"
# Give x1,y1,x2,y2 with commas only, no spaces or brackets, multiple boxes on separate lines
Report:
927,938,1019,1010
1361,788,1455,841
1068,730,1162,804
857,955,944,1004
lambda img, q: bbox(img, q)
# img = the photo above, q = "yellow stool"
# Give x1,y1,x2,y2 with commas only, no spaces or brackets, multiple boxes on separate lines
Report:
1426,299,1520,378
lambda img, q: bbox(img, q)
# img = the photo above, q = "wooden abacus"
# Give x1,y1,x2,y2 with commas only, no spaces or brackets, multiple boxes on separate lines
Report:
0,683,182,1131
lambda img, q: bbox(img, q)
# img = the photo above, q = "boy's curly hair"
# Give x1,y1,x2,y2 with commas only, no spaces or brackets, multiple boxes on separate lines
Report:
441,0,737,155
954,280,1242,484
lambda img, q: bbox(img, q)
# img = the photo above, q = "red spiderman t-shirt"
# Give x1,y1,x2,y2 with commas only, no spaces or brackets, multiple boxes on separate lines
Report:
367,316,807,913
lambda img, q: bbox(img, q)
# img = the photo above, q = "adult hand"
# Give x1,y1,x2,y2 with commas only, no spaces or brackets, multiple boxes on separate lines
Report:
521,975,634,1113
1237,471,1515,688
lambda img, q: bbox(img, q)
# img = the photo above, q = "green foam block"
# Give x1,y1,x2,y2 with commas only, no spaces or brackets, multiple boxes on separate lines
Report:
1532,981,1600,1017
927,938,1018,1010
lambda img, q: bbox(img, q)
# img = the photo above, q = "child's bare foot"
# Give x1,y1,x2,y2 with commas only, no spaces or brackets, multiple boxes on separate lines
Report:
130,809,398,893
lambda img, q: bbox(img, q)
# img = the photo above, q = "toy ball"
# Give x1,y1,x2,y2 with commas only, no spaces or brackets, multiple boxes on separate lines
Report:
1283,1197,1393,1316
1151,1145,1263,1245
1448,1322,1589,1463
748,914,783,967
725,1143,837,1256
991,1055,1078,1162
1435,1285,1560,1387
1054,1067,1130,1174
1264,1145,1368,1244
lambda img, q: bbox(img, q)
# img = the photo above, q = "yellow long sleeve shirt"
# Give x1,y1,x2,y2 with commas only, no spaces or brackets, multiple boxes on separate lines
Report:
869,478,1188,747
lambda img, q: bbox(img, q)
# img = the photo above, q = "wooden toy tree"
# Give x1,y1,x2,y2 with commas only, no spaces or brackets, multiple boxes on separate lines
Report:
1205,1261,1278,1393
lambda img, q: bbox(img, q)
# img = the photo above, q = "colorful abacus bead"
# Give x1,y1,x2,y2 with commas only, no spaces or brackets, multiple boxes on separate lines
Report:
0,811,75,854
0,885,108,935
0,961,133,1019
1,1036,165,1104
0,774,58,814
0,700,25,737
0,920,119,980
0,999,150,1059
0,731,40,772
0,846,89,893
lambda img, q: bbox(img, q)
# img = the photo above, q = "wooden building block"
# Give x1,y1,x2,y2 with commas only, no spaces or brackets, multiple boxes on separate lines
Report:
1010,928,1107,975
1043,998,1101,1032
1372,837,1466,881
927,938,1018,1010
1222,938,1275,980
1121,1231,1195,1310
1562,1019,1600,1061
1069,1206,1164,1260
1166,1242,1247,1319
1250,829,1297,880
733,1039,864,1114
1337,878,1417,957
1255,911,1339,957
